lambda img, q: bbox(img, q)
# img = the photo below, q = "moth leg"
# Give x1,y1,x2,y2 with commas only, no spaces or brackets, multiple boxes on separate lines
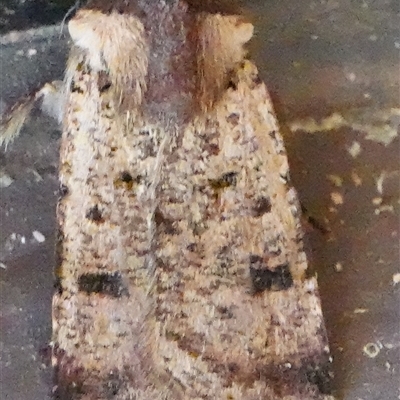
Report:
0,81,63,149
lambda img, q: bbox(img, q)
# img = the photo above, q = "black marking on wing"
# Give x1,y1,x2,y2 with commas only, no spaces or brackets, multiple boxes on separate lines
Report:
78,272,129,297
85,205,104,223
249,256,293,293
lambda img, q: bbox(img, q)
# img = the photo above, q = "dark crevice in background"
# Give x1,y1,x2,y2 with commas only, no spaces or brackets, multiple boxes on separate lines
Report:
0,0,76,33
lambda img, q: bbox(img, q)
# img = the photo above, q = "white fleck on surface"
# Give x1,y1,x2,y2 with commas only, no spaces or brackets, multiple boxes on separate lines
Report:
334,262,343,272
28,168,43,183
351,170,362,186
375,205,394,215
289,113,345,133
32,231,46,243
327,174,343,187
354,308,368,314
347,141,361,158
0,262,7,269
393,273,400,285
372,197,383,205
289,108,400,146
0,171,14,188
331,192,344,205
346,72,356,82
20,236,26,244
363,342,381,358
27,48,37,57
376,171,386,194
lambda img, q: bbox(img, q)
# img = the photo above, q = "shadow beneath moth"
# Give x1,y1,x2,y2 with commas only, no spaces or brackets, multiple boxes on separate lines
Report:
0,0,335,399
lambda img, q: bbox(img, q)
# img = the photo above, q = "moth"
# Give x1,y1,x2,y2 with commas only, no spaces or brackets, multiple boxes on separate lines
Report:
0,1,335,399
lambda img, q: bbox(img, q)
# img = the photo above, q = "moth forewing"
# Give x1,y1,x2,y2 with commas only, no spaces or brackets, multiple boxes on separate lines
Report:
153,60,333,397
54,43,161,398
16,1,334,399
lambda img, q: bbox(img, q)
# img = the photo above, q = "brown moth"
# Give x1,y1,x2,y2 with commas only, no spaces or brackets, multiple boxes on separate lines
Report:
1,1,335,399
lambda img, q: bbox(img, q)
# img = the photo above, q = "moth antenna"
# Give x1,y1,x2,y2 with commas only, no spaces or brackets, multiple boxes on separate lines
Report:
59,0,81,38
0,82,63,149
0,92,39,149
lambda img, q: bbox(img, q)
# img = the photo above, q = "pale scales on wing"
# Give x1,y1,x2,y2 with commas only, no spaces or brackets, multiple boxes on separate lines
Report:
0,1,334,399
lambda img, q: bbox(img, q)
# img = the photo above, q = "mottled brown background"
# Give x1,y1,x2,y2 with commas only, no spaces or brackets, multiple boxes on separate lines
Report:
0,1,399,399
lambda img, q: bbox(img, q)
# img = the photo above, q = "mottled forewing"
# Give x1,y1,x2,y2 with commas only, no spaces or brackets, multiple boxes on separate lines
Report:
52,6,334,400
53,49,167,399
154,61,334,399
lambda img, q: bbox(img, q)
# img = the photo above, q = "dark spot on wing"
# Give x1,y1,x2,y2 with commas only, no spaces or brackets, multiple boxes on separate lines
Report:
249,256,293,293
52,346,85,398
155,208,181,235
86,205,104,223
216,305,235,319
98,71,112,92
252,196,272,217
104,370,124,397
227,79,237,91
114,171,141,191
303,359,334,394
176,331,205,359
268,130,286,155
78,272,128,297
59,184,69,199
205,142,220,155
209,171,238,190
254,354,334,396
226,113,240,125
70,80,84,94
186,243,197,252
120,171,133,183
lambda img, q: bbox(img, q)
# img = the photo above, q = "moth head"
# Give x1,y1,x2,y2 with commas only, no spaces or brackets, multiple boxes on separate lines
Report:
68,8,149,108
68,10,105,70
